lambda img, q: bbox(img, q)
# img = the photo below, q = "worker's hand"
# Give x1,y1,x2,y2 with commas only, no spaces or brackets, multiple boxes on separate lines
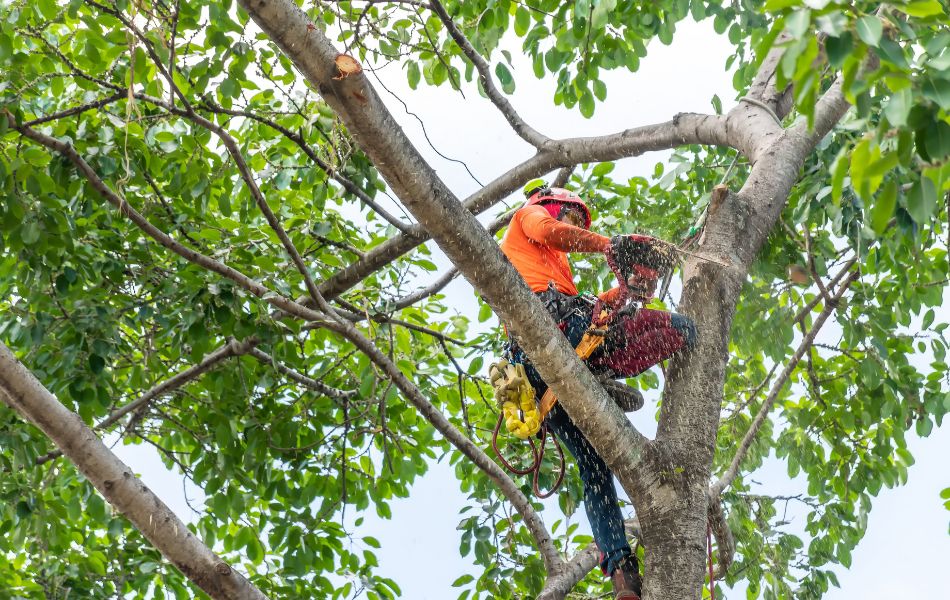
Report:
626,264,659,300
608,235,676,273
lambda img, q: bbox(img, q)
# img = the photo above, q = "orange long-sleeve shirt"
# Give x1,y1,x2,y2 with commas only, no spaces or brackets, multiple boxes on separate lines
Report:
501,204,621,303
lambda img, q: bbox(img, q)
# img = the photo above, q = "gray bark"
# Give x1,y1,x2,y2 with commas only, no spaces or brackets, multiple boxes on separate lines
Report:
0,342,268,600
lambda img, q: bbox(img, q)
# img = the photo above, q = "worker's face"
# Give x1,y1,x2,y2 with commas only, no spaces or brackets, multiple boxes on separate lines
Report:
558,206,586,228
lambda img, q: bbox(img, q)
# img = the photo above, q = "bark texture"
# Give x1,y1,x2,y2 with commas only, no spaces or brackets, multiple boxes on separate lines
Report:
0,342,268,600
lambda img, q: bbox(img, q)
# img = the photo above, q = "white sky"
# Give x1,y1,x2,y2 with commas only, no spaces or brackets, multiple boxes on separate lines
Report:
115,16,950,600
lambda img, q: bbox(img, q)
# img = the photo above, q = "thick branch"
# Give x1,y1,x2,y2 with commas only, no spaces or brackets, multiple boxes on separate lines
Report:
0,342,268,600
316,111,727,301
238,2,654,505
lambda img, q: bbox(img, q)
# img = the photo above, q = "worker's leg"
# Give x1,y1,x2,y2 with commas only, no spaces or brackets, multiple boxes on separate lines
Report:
589,309,696,377
546,402,631,575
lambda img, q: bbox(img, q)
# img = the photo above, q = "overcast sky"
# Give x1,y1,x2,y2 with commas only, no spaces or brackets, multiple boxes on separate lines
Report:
115,16,950,600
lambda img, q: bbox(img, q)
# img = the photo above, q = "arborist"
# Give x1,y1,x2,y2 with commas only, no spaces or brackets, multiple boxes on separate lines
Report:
494,184,697,600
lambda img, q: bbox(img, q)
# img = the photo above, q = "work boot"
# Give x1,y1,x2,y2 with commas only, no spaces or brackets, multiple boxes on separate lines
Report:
597,376,644,412
611,555,643,600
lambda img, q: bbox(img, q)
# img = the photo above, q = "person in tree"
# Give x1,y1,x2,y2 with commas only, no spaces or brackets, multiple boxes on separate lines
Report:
498,185,697,600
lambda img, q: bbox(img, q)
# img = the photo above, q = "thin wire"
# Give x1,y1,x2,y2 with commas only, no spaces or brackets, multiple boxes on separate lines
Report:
368,68,485,187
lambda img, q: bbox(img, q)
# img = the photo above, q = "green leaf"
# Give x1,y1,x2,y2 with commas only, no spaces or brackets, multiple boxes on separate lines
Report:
514,7,530,37
468,355,483,375
883,88,911,127
923,120,950,160
407,61,420,90
452,574,474,587
897,1,945,18
20,221,40,245
905,176,938,224
831,149,849,202
864,152,898,180
494,62,515,94
579,89,595,119
824,33,852,68
855,16,882,47
922,77,950,111
477,301,492,323
870,181,897,234
220,78,238,99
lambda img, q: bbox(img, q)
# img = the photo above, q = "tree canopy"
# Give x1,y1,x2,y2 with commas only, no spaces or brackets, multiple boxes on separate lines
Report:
1,0,949,599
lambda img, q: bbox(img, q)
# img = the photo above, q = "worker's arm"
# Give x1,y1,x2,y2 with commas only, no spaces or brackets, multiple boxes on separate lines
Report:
598,265,660,305
519,205,610,253
598,286,623,305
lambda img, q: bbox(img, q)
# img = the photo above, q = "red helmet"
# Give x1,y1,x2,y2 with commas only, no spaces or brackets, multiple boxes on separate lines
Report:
524,187,592,228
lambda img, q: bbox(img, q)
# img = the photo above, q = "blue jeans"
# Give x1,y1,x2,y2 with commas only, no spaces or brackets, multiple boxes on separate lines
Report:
509,310,631,575
546,402,631,575
509,304,696,575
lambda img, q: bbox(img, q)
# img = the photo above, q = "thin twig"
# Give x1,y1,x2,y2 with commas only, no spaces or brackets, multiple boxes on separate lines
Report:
428,0,548,148
35,338,256,465
710,269,860,498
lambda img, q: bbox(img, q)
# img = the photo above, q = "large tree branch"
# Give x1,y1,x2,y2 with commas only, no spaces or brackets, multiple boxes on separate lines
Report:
0,342,268,600
642,31,858,599
428,0,549,147
315,110,727,301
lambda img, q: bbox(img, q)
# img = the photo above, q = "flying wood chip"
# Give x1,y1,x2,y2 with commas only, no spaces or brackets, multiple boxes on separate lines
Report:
334,54,362,80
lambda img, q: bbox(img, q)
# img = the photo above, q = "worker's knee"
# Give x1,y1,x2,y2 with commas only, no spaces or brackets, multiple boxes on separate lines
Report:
670,313,697,350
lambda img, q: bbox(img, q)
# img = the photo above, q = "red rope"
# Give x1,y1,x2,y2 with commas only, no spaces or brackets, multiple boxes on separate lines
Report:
707,523,716,600
492,415,565,498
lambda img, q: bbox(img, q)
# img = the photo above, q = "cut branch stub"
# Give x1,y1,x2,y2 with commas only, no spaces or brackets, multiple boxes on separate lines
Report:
334,54,362,80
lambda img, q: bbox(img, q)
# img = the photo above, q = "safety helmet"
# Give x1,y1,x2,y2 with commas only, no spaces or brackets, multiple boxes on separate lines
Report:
524,186,592,229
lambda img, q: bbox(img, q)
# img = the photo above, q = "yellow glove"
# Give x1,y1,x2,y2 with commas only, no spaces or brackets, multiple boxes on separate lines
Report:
490,359,541,439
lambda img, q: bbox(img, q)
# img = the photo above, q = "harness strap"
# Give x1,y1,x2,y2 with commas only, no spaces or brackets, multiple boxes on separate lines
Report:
538,322,608,421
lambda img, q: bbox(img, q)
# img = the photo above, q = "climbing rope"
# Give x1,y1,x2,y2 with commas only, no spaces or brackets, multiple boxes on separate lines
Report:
707,523,716,600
